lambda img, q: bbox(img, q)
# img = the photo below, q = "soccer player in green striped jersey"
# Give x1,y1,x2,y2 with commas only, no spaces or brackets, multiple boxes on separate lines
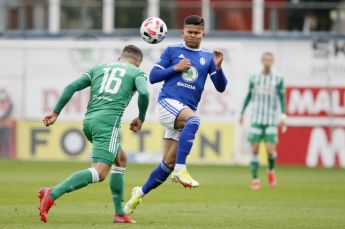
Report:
240,52,287,190
38,45,149,224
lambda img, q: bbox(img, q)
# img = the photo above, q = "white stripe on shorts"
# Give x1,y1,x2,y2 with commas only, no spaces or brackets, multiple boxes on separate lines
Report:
159,99,178,116
250,127,263,135
109,116,120,153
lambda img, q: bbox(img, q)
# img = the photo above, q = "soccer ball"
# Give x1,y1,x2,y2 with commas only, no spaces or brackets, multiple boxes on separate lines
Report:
140,17,167,44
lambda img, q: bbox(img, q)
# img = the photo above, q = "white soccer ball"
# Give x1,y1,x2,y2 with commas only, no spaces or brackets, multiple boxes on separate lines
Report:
140,17,167,44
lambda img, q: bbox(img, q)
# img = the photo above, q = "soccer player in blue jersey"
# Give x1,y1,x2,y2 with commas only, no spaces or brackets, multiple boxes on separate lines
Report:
125,15,228,215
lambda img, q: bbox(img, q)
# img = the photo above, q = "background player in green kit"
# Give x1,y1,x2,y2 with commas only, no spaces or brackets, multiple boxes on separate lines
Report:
38,45,149,224
239,52,287,190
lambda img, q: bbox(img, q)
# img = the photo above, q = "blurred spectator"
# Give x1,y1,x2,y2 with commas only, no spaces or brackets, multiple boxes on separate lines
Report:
287,0,342,32
331,0,345,33
303,11,317,33
0,89,12,120
0,89,14,158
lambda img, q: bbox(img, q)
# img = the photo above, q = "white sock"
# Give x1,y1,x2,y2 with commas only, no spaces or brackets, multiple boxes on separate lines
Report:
251,153,259,162
174,163,186,173
138,187,145,197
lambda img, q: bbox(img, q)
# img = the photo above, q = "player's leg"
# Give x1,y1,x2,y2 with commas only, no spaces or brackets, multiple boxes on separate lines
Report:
38,119,111,222
110,148,136,223
250,143,260,190
124,138,176,215
51,162,109,198
171,107,200,187
49,119,115,200
142,138,177,194
248,124,263,190
110,148,127,217
38,162,110,222
265,126,279,187
38,118,117,222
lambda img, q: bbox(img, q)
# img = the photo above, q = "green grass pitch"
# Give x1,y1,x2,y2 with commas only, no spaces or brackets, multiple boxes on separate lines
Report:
0,160,344,229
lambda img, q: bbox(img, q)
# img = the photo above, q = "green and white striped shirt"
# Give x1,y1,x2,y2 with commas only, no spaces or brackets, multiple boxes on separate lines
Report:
241,73,286,125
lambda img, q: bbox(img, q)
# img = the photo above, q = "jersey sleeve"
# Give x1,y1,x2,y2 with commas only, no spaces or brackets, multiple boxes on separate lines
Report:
135,71,150,121
154,47,171,69
277,76,286,113
240,76,254,115
53,74,91,114
209,59,228,92
83,63,104,80
149,47,176,84
136,70,148,80
208,60,217,76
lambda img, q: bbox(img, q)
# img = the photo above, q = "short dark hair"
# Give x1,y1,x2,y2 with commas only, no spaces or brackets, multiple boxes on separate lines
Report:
262,52,274,58
184,15,204,27
121,45,143,61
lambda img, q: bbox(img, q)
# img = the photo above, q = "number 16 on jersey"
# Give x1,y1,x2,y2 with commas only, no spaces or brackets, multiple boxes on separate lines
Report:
99,67,126,94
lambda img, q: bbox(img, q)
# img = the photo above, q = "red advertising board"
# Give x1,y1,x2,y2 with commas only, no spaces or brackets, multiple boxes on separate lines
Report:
278,87,345,168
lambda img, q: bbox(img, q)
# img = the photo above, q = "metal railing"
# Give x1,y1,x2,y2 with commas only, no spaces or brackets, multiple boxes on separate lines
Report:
0,0,344,36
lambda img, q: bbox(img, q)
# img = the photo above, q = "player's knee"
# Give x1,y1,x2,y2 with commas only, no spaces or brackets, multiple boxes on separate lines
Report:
251,144,259,153
184,116,200,131
98,172,108,182
92,166,109,182
88,167,107,183
116,159,127,168
114,151,128,168
266,144,276,154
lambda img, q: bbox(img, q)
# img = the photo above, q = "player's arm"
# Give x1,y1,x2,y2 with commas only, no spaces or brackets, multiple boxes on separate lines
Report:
239,80,253,125
42,74,91,127
277,77,286,114
210,49,228,92
149,65,176,84
210,68,227,92
149,47,191,84
130,74,150,133
277,77,287,130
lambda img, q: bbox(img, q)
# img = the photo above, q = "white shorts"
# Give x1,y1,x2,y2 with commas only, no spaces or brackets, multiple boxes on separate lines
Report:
157,98,188,141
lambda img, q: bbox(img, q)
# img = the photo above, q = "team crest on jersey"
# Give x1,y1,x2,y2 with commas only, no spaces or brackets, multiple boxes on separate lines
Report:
182,67,198,83
199,57,206,65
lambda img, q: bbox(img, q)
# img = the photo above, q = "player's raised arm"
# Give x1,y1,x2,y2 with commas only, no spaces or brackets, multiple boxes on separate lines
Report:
42,74,91,126
209,49,227,92
130,74,150,132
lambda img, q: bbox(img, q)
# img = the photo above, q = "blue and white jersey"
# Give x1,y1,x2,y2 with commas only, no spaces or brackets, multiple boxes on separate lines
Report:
153,43,220,111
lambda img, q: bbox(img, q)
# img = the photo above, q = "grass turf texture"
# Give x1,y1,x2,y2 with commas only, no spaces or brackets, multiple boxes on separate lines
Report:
0,160,344,229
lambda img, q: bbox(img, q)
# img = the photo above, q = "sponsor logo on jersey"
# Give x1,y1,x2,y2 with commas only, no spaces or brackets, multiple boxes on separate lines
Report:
178,54,186,59
94,95,113,101
182,66,198,83
200,57,206,65
255,86,275,94
177,82,196,90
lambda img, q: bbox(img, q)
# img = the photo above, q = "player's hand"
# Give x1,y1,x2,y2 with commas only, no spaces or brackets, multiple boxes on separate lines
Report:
42,112,59,127
173,58,191,72
214,49,224,70
278,114,287,133
239,115,244,126
130,118,144,133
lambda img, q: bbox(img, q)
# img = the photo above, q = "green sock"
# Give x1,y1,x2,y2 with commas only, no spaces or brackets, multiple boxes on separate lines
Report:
110,166,126,216
250,157,260,179
268,153,276,171
50,168,99,200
